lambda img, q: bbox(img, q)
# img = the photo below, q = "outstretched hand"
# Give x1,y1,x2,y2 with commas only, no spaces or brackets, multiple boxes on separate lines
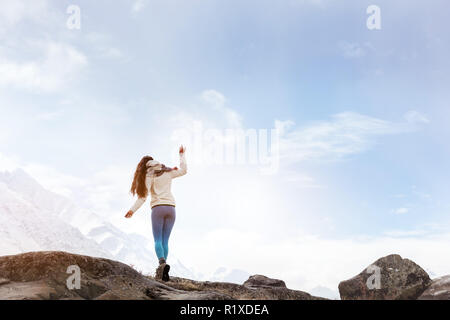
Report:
125,210,134,218
179,145,186,154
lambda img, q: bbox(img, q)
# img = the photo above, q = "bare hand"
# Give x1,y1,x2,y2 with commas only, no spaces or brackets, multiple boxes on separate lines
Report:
179,145,186,154
125,210,134,218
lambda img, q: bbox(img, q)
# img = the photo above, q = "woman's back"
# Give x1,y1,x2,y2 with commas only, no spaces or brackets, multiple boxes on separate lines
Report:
146,170,175,208
129,152,187,212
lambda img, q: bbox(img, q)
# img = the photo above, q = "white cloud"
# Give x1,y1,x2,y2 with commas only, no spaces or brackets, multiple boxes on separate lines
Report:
0,0,49,30
339,41,373,59
85,32,123,60
0,153,20,172
201,90,243,128
0,41,87,92
0,153,76,197
289,0,326,8
100,47,123,59
160,94,428,181
404,110,430,124
12,161,87,198
277,111,424,165
393,207,409,215
281,170,323,187
0,1,88,92
389,186,433,215
36,110,64,121
201,89,226,108
83,165,134,218
131,0,147,14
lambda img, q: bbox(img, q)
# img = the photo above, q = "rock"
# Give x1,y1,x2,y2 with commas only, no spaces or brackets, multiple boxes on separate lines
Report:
338,254,431,300
0,251,324,300
165,275,325,300
0,280,58,300
0,251,232,300
418,275,450,300
243,275,286,288
160,289,233,300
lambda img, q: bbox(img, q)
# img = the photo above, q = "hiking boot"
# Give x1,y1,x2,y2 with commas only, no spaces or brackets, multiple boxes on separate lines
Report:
155,263,166,280
162,264,170,282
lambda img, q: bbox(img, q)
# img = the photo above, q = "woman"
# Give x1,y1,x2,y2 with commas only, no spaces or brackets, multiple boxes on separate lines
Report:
125,145,187,281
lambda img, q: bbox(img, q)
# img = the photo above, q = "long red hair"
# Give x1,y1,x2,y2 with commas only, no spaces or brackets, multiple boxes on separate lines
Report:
130,156,153,198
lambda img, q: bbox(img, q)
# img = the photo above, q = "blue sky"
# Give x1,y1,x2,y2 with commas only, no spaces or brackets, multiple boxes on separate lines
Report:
1,0,449,295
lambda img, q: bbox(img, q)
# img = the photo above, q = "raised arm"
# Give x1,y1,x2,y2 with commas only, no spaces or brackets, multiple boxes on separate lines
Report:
171,145,187,179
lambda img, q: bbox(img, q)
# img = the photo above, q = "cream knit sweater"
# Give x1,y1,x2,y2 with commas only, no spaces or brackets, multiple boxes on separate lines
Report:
129,153,187,212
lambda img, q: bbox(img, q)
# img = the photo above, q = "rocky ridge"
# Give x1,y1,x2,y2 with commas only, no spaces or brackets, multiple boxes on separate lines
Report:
0,251,448,300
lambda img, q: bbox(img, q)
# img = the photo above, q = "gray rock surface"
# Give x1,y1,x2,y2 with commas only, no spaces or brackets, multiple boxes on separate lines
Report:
418,275,450,300
0,251,232,300
167,275,324,300
338,254,431,300
243,274,286,288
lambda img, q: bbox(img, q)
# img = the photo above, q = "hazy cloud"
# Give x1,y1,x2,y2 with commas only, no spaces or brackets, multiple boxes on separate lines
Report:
277,111,427,164
0,41,87,92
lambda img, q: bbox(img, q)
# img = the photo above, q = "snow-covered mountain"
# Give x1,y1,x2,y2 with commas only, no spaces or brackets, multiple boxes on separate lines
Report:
0,169,110,258
0,169,196,277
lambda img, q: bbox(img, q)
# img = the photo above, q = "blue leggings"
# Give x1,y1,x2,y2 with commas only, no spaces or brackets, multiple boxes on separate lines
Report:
151,205,176,260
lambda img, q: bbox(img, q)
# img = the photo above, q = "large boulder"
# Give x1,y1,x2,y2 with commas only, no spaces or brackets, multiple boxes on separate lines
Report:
0,251,231,300
338,254,431,300
243,275,286,288
418,275,450,300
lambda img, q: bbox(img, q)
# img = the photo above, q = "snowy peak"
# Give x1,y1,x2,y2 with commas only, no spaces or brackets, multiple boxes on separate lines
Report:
0,168,44,197
0,168,67,215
